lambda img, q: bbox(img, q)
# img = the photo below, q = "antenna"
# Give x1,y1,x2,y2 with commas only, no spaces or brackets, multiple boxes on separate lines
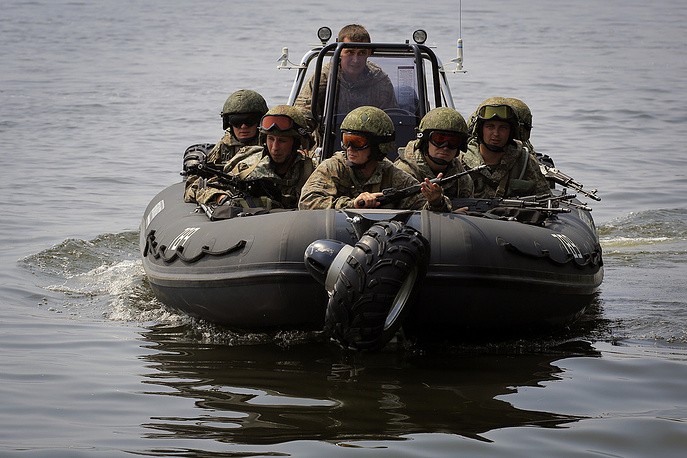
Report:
450,0,467,73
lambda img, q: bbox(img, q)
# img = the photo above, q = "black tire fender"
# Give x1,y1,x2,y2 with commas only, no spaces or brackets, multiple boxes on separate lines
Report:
324,220,430,350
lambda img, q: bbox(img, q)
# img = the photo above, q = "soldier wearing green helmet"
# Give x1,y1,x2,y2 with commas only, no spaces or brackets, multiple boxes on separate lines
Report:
298,106,448,211
505,97,533,148
504,97,556,188
184,89,268,203
195,105,316,209
395,107,474,202
460,98,551,199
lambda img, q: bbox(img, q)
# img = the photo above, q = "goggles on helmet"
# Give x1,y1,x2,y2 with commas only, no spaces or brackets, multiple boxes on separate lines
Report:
226,113,261,127
478,105,512,120
428,131,463,150
260,114,296,132
341,132,371,151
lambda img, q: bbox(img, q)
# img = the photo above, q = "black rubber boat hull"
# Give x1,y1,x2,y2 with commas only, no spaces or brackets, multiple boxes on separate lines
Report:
141,182,603,341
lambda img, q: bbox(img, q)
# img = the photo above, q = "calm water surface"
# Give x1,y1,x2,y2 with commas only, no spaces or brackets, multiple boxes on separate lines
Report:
2,0,686,456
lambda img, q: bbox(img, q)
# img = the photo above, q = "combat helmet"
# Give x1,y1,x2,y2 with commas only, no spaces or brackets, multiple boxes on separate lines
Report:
220,89,268,131
258,105,312,149
505,97,533,143
471,97,519,147
340,106,396,159
467,96,509,135
416,107,469,153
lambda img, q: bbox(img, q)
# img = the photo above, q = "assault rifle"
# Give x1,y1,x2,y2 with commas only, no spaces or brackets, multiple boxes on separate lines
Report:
453,192,592,214
539,164,601,201
357,164,487,207
185,162,281,202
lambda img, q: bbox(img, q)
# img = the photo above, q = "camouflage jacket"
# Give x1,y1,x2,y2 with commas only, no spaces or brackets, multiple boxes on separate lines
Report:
298,151,447,211
195,146,316,209
460,139,551,198
395,140,474,199
295,61,398,117
183,131,258,203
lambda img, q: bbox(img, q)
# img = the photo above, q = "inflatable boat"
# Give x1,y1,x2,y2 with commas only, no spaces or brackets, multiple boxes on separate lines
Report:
140,28,603,349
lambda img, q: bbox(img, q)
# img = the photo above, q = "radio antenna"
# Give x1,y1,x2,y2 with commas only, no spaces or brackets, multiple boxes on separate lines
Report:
451,0,466,72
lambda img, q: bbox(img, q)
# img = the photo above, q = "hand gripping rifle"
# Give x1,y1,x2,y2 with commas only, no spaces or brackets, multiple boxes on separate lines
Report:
356,164,487,207
539,164,601,201
186,162,281,202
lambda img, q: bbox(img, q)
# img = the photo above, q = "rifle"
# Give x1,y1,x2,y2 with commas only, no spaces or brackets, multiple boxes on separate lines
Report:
539,164,601,201
186,162,281,201
453,192,594,214
356,164,487,207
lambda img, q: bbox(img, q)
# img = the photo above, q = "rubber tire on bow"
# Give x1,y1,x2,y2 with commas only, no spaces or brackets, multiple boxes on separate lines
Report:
324,220,429,351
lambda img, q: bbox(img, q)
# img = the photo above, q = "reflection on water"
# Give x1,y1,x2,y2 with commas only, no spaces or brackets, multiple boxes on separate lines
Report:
137,324,602,447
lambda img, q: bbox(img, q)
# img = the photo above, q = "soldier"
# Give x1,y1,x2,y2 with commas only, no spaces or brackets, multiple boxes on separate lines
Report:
505,96,557,187
460,98,551,198
505,97,533,148
195,105,316,209
295,24,397,120
395,107,473,200
298,106,447,210
184,89,268,203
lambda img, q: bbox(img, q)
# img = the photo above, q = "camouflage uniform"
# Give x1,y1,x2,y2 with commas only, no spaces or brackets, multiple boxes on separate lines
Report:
396,107,473,201
196,105,316,208
194,146,317,209
227,149,316,209
460,138,551,198
295,62,398,117
183,134,258,203
461,98,550,198
298,151,439,210
184,89,267,203
395,139,473,199
193,146,264,206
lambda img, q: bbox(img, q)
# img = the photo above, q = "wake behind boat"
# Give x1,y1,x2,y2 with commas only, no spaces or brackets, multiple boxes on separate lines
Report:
140,27,603,350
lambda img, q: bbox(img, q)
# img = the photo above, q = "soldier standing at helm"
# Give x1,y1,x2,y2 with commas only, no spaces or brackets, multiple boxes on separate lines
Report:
195,105,316,209
295,24,397,120
395,107,474,202
298,106,448,211
184,89,268,203
460,98,551,199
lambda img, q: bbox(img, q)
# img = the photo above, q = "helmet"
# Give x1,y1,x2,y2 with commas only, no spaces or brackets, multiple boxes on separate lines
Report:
467,96,508,135
340,106,396,158
416,107,469,152
505,97,532,142
472,97,519,146
221,89,268,116
258,105,311,151
220,89,268,130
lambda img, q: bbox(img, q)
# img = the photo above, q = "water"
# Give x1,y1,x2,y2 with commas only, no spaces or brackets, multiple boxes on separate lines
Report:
2,0,687,456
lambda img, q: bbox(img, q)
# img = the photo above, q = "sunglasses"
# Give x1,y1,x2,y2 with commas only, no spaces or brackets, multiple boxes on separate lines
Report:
260,114,294,132
341,132,370,150
226,113,261,127
428,131,463,149
478,105,512,120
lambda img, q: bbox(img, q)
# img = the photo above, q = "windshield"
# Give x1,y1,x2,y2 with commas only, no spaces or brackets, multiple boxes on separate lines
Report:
292,42,452,160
